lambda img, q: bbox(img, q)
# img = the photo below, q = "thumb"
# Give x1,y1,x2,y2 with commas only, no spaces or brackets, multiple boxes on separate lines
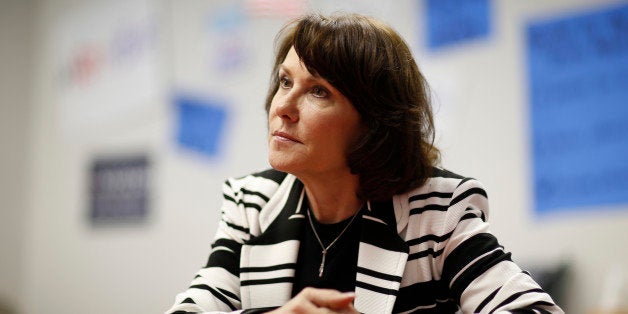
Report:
327,291,355,310
307,289,355,310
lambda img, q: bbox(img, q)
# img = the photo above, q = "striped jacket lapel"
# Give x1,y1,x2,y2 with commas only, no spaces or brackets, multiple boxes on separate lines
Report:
240,176,305,309
240,176,410,312
355,200,409,314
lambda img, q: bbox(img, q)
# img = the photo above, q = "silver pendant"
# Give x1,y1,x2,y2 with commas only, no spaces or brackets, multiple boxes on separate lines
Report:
318,249,327,277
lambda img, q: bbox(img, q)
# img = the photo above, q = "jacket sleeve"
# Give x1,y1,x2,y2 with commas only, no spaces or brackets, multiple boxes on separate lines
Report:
438,178,564,313
165,179,252,314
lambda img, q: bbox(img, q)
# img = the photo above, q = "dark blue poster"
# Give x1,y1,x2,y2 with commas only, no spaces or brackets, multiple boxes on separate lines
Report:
90,155,150,224
425,0,491,50
527,4,628,215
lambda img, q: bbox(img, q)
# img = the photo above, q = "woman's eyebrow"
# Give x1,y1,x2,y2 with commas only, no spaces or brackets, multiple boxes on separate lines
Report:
279,64,326,85
278,64,291,74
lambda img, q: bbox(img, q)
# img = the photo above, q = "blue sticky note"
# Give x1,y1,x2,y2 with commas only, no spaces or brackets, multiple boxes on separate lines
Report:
527,4,628,215
175,94,228,158
425,0,491,50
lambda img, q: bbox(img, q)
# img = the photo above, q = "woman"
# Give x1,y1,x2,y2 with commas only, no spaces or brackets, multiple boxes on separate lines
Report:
166,13,563,314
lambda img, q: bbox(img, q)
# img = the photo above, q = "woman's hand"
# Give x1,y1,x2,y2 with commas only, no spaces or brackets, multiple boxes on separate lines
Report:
267,287,359,313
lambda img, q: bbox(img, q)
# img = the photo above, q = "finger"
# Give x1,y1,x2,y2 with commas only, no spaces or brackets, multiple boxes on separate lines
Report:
326,301,359,314
301,288,356,310
273,293,321,314
326,293,355,310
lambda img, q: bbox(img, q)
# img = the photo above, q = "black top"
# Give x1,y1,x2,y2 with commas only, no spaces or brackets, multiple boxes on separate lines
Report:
291,203,363,297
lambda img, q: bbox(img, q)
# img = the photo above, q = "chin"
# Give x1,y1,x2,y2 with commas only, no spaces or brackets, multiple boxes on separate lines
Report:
268,156,301,176
269,159,291,173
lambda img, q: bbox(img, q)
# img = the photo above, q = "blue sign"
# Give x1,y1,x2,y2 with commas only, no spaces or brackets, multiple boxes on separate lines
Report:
527,4,628,214
425,0,491,50
175,94,228,158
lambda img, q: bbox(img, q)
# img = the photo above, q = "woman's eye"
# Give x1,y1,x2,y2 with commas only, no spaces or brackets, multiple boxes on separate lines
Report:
279,76,291,89
311,86,328,98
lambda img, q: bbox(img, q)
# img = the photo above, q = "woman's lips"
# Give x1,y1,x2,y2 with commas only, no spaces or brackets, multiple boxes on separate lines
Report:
272,131,301,143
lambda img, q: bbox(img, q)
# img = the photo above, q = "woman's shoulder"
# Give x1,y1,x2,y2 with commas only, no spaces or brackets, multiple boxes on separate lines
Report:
417,167,486,195
391,167,490,235
394,167,488,213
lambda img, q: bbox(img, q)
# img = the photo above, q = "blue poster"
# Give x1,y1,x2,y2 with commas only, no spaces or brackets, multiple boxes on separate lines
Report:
527,4,628,214
425,0,491,50
175,94,228,158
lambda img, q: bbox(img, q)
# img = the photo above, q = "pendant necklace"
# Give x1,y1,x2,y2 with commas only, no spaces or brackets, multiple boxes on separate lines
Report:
306,208,361,278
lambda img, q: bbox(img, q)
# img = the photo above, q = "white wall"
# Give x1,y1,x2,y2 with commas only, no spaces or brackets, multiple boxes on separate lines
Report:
1,0,626,313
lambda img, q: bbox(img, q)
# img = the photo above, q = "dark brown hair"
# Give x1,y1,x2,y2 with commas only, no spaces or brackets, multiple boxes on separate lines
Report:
265,13,439,201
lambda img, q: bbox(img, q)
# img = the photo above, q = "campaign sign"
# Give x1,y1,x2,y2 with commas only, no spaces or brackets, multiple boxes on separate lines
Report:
90,155,150,224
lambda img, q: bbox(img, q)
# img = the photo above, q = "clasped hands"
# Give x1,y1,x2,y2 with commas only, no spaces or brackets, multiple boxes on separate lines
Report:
267,287,359,314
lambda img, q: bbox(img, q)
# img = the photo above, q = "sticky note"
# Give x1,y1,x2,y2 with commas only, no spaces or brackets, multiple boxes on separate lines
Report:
175,94,228,158
426,0,491,50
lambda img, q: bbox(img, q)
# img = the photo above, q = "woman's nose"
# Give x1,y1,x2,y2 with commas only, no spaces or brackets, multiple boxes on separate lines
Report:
274,91,299,122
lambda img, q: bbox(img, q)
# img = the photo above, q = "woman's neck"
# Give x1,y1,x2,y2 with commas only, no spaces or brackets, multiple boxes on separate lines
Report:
300,171,363,224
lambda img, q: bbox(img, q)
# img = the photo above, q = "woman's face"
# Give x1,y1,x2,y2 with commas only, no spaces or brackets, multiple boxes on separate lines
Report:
268,47,363,179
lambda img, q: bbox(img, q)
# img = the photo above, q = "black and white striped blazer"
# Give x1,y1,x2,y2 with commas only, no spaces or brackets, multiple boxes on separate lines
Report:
166,168,562,313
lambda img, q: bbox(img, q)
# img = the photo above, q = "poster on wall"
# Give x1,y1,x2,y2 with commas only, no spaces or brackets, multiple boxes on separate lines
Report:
527,3,628,215
244,0,307,19
202,0,307,77
51,0,161,139
424,0,492,50
89,155,150,225
205,2,249,76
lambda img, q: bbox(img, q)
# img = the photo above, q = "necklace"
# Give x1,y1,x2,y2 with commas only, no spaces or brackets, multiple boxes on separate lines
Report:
306,208,361,278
